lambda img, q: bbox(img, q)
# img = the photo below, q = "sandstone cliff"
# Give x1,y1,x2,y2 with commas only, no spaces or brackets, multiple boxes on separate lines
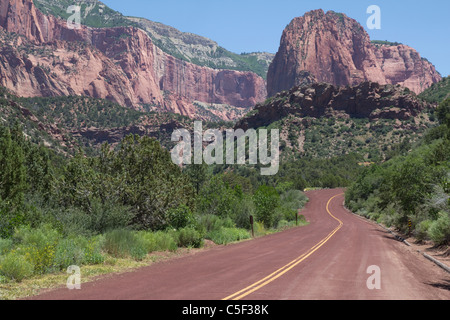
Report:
267,9,441,97
0,0,267,120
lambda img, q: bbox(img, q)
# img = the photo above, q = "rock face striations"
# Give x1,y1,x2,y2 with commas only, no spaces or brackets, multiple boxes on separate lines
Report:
0,0,266,120
267,9,441,97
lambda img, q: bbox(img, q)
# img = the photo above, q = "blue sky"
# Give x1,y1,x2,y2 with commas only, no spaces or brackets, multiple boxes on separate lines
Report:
101,0,450,76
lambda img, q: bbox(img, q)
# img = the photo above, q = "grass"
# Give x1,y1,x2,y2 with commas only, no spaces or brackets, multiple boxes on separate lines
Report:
0,215,309,300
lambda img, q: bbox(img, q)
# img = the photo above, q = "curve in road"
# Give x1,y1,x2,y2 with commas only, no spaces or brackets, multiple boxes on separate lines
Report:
28,189,450,300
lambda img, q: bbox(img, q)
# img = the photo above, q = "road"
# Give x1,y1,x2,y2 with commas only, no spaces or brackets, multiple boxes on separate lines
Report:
29,189,450,300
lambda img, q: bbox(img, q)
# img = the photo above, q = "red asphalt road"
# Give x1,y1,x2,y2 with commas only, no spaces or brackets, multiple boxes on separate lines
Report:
29,189,450,300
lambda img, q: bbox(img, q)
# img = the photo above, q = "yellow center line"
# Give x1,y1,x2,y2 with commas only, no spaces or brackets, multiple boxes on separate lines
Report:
222,193,344,301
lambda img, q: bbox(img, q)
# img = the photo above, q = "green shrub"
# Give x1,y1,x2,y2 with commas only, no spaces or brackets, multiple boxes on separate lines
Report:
415,220,432,242
167,204,196,229
0,238,13,255
13,224,60,274
84,235,105,265
253,185,280,228
428,212,450,245
135,231,158,253
153,231,178,252
196,214,234,233
103,229,147,260
53,237,86,270
176,227,204,248
206,227,250,245
0,251,34,282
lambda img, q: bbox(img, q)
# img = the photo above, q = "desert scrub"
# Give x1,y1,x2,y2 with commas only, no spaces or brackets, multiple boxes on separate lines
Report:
13,225,60,274
135,230,178,253
52,235,104,270
206,227,250,245
0,250,34,282
428,212,450,245
103,229,148,261
175,227,204,248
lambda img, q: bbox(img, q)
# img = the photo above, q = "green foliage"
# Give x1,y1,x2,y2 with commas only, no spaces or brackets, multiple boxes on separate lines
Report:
253,185,280,228
0,126,27,206
0,250,34,283
206,227,250,245
167,204,196,230
346,104,450,243
419,77,450,104
103,229,147,261
196,174,240,219
437,98,450,134
13,224,60,274
428,212,450,245
175,227,204,248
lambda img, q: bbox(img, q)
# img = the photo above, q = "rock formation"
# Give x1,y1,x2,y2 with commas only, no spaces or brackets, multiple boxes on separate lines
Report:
0,0,266,120
267,9,441,97
237,81,429,130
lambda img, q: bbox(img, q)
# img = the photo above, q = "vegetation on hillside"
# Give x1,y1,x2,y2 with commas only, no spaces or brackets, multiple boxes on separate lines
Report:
419,76,450,104
346,97,450,246
0,120,309,284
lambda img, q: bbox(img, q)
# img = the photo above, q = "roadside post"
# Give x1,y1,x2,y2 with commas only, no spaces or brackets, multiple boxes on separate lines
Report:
250,215,254,238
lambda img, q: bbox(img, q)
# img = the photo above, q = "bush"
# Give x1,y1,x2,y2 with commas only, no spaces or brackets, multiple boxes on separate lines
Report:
153,231,178,252
196,215,235,233
428,212,450,245
176,227,204,248
167,204,196,230
0,251,34,282
53,237,86,270
13,224,60,274
53,202,136,237
415,220,432,242
206,227,250,245
103,229,147,260
0,238,13,255
253,185,280,228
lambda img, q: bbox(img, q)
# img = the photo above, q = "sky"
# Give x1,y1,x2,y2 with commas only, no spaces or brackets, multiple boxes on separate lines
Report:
101,0,450,77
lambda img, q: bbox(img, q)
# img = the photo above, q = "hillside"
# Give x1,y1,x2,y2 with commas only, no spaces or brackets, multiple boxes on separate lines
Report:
0,86,198,155
236,81,437,161
419,76,450,104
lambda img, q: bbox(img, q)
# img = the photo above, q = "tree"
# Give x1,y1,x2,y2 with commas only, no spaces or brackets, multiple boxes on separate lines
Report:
253,185,280,228
0,126,27,206
437,98,450,129
184,162,209,195
0,126,28,237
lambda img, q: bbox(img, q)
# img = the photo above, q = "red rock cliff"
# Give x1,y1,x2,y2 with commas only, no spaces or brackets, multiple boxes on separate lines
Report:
0,0,267,120
267,9,441,97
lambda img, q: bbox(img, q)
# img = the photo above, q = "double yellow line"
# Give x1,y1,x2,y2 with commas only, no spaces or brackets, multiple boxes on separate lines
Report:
223,193,344,301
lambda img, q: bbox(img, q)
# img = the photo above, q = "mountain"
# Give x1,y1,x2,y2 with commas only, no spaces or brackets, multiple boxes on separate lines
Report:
237,81,436,160
0,85,196,154
0,0,267,121
127,17,274,79
32,0,274,78
267,9,442,97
